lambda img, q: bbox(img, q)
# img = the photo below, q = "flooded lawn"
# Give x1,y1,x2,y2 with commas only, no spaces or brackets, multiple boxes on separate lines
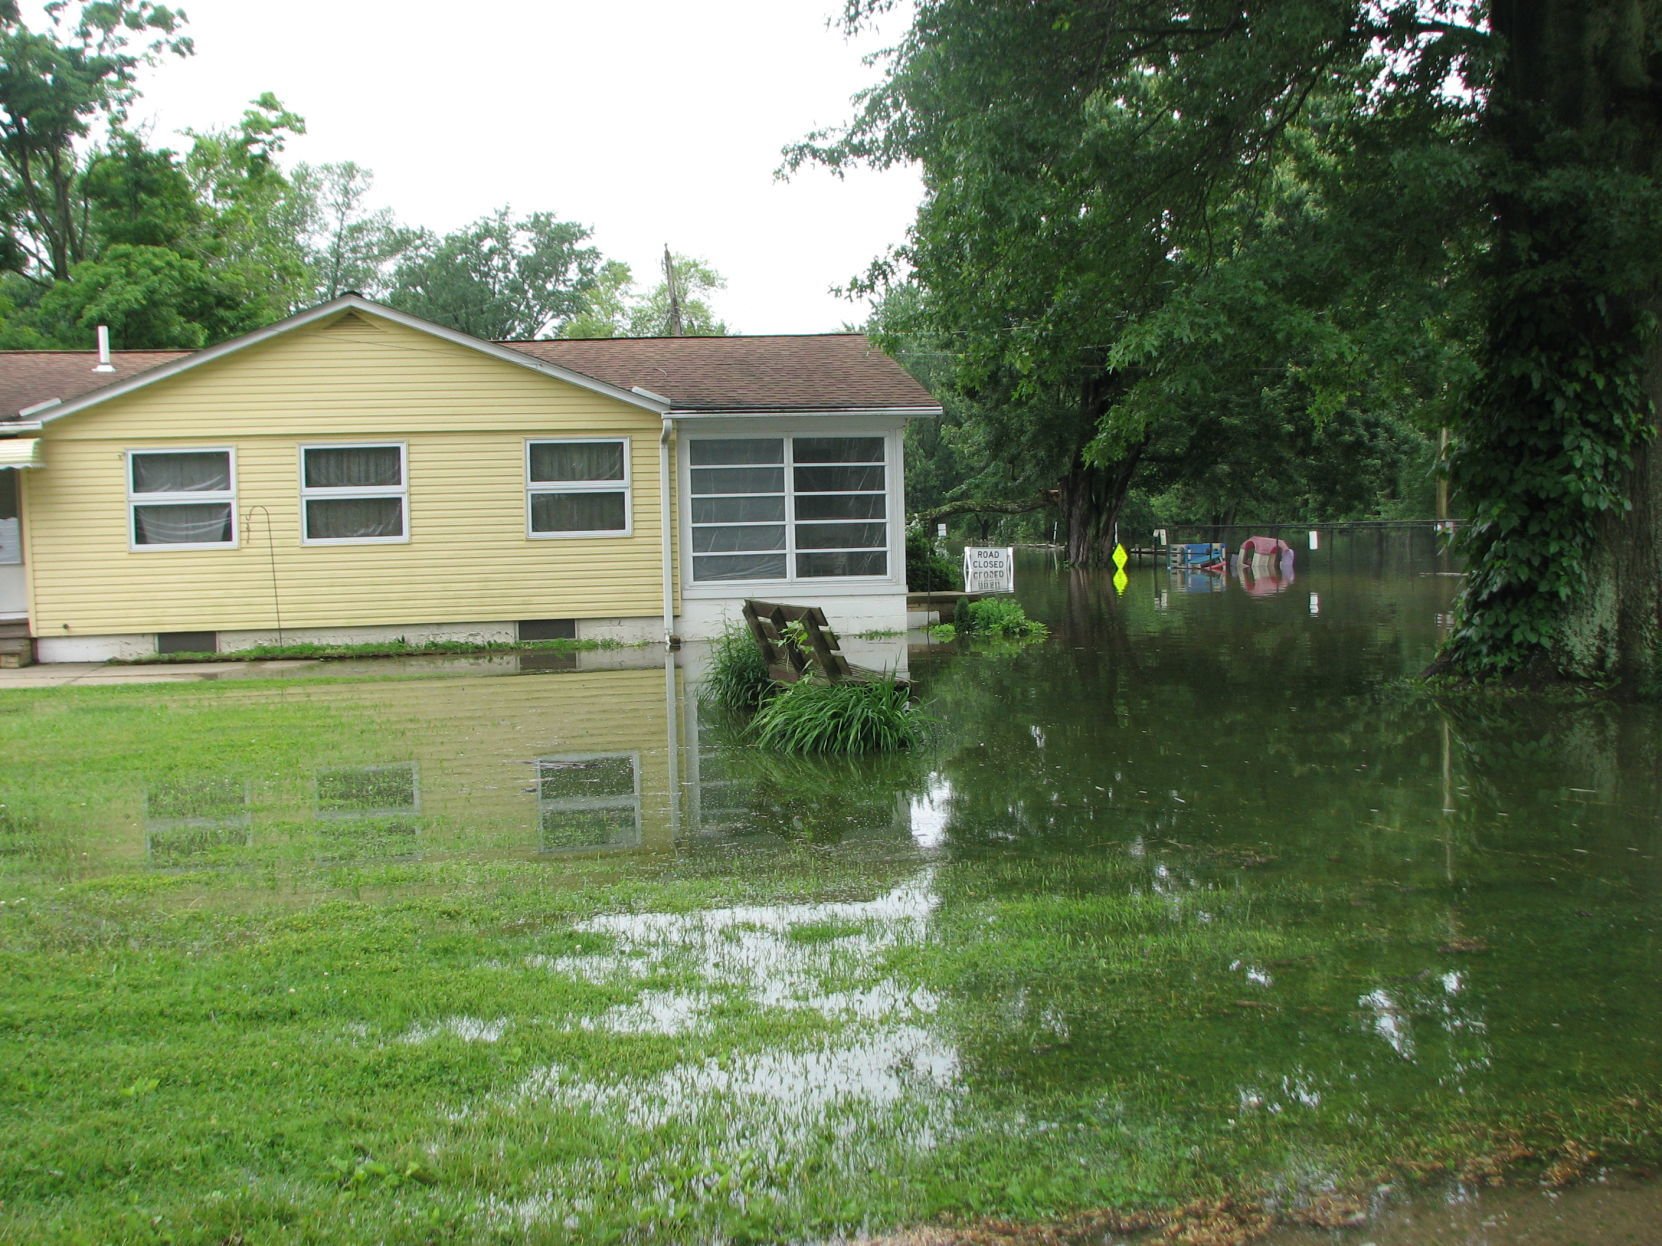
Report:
2,538,1659,1243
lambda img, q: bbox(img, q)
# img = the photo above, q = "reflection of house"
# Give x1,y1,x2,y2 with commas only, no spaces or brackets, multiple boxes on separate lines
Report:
133,662,680,867
0,296,939,661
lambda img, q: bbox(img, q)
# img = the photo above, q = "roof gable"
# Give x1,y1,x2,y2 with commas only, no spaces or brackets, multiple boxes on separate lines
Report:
0,296,667,425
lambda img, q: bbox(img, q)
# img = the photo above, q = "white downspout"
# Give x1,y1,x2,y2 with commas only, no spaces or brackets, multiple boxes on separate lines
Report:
659,414,677,647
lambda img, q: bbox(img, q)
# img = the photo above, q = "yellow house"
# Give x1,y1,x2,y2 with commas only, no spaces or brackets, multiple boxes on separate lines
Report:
0,296,939,662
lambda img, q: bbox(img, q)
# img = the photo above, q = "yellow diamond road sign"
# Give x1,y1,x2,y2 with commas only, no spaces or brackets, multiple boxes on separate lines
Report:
1112,543,1129,571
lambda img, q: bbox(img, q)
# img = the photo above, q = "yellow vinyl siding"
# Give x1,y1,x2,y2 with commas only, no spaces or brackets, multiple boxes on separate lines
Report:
27,313,674,635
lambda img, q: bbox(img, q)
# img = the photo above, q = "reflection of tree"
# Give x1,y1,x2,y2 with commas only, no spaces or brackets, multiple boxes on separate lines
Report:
899,566,1662,1196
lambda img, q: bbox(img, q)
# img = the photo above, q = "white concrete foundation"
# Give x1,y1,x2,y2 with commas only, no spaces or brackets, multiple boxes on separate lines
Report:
676,591,907,642
31,617,668,663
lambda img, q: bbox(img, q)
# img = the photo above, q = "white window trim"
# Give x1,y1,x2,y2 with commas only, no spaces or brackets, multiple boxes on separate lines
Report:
525,437,633,539
126,446,239,553
299,442,409,546
684,431,899,589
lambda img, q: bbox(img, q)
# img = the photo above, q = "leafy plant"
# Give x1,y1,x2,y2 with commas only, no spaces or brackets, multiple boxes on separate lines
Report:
700,624,774,713
960,597,1048,639
749,677,924,754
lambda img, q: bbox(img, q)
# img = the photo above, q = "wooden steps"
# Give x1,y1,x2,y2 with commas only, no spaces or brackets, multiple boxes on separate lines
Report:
0,620,33,668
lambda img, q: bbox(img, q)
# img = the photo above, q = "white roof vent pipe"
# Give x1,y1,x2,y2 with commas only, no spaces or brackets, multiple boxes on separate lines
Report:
93,325,115,373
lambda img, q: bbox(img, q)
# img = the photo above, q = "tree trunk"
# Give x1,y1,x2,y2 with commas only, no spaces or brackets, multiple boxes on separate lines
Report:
1450,0,1662,689
1058,440,1145,568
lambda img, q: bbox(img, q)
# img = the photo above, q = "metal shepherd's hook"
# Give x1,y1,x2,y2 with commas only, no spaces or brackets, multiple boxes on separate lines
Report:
243,504,283,645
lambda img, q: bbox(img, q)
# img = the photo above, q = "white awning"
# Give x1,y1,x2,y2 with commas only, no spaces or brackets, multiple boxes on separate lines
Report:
0,438,42,468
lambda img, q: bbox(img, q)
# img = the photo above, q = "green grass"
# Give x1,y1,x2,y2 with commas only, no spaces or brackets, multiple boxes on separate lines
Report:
698,624,774,713
1,677,1659,1243
749,676,926,754
113,636,624,664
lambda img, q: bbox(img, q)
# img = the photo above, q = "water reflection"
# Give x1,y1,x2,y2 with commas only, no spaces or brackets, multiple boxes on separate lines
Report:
4,546,1660,1232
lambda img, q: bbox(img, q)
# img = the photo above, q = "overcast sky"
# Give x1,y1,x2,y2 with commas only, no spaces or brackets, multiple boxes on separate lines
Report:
116,0,923,335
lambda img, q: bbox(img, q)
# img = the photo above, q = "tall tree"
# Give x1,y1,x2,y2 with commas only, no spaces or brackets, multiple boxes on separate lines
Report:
294,160,416,302
793,2,1662,689
560,250,730,338
789,2,1479,570
386,207,602,340
1438,2,1662,686
0,0,191,283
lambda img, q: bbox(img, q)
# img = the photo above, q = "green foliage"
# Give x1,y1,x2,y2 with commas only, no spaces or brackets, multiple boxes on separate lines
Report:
789,2,1478,567
1437,24,1662,681
386,207,602,340
748,676,924,754
905,522,961,591
960,597,1047,640
562,251,730,338
0,1,192,281
699,625,774,713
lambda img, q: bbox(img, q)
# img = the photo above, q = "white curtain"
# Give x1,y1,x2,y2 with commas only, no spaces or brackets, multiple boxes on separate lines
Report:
131,452,230,494
304,446,401,489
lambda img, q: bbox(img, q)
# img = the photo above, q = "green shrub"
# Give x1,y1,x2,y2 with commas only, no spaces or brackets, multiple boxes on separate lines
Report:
749,677,924,754
961,597,1048,639
906,525,962,592
700,625,774,712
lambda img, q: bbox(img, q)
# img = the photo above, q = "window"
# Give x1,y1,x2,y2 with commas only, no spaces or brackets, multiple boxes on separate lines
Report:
527,439,630,537
536,753,641,853
688,435,889,583
300,443,406,544
128,449,236,549
0,470,19,566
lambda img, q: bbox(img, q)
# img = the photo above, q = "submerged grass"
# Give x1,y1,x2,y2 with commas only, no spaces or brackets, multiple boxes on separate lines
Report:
1,677,1659,1243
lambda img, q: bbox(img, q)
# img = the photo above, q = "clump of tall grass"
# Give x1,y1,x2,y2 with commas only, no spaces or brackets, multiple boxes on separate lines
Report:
960,597,1048,639
699,625,774,713
749,677,924,755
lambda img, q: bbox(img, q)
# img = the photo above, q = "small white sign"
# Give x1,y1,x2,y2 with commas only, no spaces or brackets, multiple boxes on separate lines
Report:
963,546,1015,594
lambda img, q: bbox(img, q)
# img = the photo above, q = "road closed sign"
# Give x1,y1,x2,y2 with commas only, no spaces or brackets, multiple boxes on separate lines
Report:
963,546,1015,594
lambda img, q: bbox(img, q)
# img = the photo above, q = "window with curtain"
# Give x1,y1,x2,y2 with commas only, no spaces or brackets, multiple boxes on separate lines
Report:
526,438,630,537
127,449,236,549
300,444,407,543
688,435,888,583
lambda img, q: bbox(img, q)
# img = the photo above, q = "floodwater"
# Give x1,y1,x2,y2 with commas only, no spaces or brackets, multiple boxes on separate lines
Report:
3,529,1660,1241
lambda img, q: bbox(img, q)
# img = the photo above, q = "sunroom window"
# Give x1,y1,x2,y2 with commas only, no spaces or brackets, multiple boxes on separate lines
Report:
128,449,236,549
527,439,631,536
688,436,888,583
301,444,406,544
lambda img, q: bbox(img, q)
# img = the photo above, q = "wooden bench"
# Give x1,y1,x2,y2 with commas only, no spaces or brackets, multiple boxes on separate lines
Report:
741,600,854,684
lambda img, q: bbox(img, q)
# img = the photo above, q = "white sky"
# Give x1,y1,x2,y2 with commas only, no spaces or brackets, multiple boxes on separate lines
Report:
114,0,923,335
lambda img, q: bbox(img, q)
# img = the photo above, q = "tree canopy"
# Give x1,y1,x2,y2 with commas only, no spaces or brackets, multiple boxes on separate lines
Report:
0,3,729,352
561,249,730,339
796,1,1662,689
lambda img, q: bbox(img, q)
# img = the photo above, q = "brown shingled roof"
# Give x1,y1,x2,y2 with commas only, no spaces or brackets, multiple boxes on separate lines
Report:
0,330,936,423
504,334,937,411
0,350,187,421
